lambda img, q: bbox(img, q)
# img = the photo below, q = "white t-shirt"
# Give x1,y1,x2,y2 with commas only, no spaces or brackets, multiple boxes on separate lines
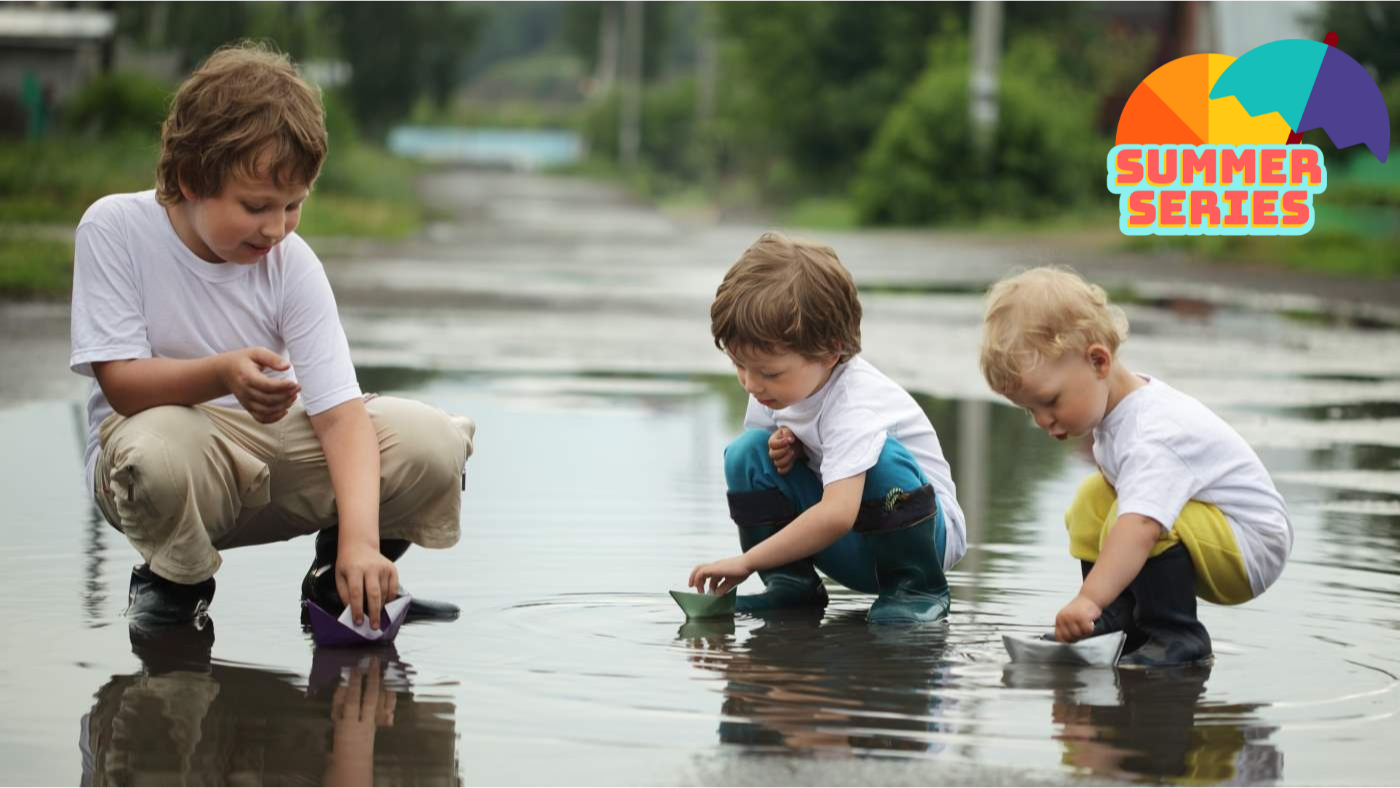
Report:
1092,375,1293,596
744,356,967,569
70,190,362,495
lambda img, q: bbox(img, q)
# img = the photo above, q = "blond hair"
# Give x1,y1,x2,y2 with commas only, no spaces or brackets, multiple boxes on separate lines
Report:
980,266,1129,396
710,232,862,362
156,41,327,205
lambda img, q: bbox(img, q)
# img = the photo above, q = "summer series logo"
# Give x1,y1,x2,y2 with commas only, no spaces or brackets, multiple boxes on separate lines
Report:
1108,37,1390,236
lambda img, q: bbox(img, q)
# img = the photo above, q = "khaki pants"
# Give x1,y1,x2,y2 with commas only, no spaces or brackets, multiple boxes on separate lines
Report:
93,396,475,585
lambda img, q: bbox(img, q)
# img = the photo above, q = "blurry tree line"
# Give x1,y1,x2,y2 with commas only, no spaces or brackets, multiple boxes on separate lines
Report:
48,1,1400,230
578,1,1164,224
574,1,1400,226
110,2,484,139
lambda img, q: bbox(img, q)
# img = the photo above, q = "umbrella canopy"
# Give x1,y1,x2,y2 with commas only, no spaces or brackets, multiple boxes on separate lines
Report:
1209,39,1390,162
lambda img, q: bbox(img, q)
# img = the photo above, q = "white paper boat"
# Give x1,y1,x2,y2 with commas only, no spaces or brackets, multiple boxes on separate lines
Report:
1002,630,1126,667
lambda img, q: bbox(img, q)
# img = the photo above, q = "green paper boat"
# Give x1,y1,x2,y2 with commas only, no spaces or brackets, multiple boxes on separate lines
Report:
669,589,737,620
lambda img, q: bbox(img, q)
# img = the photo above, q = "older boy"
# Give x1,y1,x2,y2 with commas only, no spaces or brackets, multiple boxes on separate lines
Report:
980,267,1292,666
70,43,475,633
689,233,966,624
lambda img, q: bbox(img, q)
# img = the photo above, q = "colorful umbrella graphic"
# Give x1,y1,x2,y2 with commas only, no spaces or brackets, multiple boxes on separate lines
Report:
1115,53,1291,146
1209,38,1390,162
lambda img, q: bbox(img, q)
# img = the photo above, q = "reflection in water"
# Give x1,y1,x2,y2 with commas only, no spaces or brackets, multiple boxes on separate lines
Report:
1002,663,1282,784
82,507,109,627
80,624,459,786
5,369,1389,784
680,610,952,756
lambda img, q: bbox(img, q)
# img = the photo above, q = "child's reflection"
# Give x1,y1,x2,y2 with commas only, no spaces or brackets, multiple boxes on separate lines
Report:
678,609,953,756
79,624,458,786
324,655,395,786
1002,662,1282,783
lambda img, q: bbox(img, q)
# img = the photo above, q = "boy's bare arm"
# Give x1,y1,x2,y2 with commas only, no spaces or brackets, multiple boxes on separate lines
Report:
1056,513,1160,642
310,397,396,629
689,473,864,594
93,347,299,422
740,473,865,571
1079,513,1161,607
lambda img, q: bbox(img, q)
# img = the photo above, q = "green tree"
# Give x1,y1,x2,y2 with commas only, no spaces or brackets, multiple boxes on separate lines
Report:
561,2,679,82
116,2,320,68
855,35,1106,225
709,2,963,185
1313,1,1400,83
330,2,484,138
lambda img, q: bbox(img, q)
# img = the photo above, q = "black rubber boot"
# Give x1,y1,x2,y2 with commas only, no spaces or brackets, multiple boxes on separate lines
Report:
301,527,460,623
129,617,216,676
1039,561,1146,646
857,485,950,625
1081,560,1147,649
125,563,215,631
728,489,828,614
380,538,461,620
1118,544,1213,668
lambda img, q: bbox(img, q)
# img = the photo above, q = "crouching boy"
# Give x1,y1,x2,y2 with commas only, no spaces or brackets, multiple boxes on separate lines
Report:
70,44,475,634
980,267,1292,666
689,233,967,624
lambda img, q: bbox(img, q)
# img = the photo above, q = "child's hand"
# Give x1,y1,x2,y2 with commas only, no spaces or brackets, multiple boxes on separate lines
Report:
326,656,394,786
218,346,300,423
689,555,754,596
768,427,804,475
335,543,400,629
1054,595,1102,643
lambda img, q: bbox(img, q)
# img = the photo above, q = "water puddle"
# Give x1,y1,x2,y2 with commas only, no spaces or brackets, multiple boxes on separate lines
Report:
2,367,1398,784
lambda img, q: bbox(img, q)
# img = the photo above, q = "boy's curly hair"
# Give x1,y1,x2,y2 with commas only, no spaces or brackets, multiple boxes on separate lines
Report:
156,41,327,205
980,266,1130,396
710,232,862,362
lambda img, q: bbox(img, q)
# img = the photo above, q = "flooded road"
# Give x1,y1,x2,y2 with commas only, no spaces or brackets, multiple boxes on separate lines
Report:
2,171,1398,784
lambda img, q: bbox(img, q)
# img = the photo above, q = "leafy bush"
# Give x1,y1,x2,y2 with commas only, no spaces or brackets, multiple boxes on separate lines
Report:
0,137,158,222
0,234,74,298
62,72,172,137
855,36,1107,225
581,77,705,181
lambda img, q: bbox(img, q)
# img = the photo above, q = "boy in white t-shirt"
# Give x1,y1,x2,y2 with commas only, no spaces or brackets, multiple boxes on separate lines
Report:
688,233,966,624
980,267,1293,667
70,44,475,635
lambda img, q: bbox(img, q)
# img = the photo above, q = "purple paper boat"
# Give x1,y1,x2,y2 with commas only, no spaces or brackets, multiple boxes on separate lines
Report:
306,594,412,647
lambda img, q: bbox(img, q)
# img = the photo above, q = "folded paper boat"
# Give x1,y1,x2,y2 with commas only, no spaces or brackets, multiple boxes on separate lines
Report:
307,594,412,647
669,589,737,620
1002,630,1126,667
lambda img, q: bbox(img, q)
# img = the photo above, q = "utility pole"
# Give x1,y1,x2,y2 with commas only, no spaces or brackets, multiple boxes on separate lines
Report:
969,0,1003,159
695,5,718,189
593,1,619,96
619,1,644,170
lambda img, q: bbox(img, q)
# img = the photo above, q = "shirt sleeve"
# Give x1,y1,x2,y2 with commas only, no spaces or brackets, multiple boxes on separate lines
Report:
743,397,778,432
818,399,888,485
1112,439,1201,533
70,219,152,377
278,238,361,416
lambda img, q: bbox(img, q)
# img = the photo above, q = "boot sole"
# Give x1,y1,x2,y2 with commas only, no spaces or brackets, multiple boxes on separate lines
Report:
1117,654,1215,670
866,611,949,625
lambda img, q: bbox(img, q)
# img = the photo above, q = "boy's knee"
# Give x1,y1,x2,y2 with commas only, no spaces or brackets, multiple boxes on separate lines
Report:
862,437,926,498
723,429,774,490
1075,471,1115,500
373,397,473,491
103,428,190,529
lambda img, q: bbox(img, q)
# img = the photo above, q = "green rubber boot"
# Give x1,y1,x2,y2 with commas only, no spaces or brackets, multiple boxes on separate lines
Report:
854,484,950,625
735,521,829,613
727,489,828,614
864,517,951,624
